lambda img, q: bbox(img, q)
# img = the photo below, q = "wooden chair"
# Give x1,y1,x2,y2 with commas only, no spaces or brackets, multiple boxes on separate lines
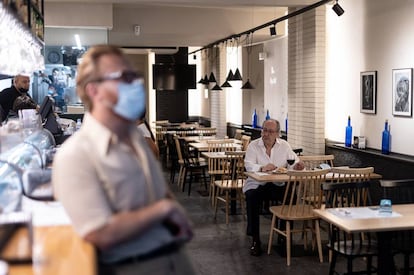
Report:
267,169,328,266
380,179,414,275
174,135,186,190
322,180,377,275
214,151,246,224
331,166,374,183
240,135,251,151
299,154,334,170
179,138,208,196
197,127,217,137
234,129,244,140
207,140,237,204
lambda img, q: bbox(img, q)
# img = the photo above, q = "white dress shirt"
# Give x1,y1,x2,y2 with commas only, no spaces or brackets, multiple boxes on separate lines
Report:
243,137,298,193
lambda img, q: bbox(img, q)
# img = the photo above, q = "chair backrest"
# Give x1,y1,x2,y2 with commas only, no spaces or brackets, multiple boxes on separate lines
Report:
197,127,217,136
207,139,236,152
281,169,329,216
240,135,251,151
299,154,334,170
155,126,167,147
234,129,244,140
322,181,372,209
331,167,374,183
219,151,246,187
380,179,414,204
174,136,183,163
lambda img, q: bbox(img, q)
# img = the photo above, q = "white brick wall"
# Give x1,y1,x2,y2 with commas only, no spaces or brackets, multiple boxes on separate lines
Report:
288,7,326,155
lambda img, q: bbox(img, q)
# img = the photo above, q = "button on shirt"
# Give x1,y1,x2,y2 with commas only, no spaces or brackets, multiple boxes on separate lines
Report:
243,137,298,193
52,113,174,263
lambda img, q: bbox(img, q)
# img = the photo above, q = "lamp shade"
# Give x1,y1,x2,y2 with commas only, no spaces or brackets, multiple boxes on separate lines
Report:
211,83,222,91
203,75,209,85
232,69,243,81
241,79,255,90
209,72,217,83
221,80,232,88
226,69,234,81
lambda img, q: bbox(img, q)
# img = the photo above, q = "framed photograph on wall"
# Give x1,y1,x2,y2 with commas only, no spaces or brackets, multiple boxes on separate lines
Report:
360,71,377,114
392,68,413,117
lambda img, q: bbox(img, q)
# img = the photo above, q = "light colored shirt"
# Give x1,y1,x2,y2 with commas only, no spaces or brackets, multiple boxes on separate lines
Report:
52,113,174,263
243,137,299,193
137,122,151,138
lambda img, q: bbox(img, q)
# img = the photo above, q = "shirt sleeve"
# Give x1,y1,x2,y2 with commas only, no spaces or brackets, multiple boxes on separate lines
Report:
244,142,262,172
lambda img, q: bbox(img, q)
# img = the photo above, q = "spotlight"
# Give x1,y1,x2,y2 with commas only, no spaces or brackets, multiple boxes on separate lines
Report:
269,25,276,36
332,0,344,16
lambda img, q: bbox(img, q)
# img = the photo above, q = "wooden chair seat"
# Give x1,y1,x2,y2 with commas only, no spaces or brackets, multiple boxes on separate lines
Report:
269,204,319,221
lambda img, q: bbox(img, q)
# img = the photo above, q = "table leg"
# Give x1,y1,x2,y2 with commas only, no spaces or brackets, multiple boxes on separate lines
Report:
376,231,396,275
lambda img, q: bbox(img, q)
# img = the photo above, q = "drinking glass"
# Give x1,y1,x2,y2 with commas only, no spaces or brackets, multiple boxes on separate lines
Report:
287,154,296,169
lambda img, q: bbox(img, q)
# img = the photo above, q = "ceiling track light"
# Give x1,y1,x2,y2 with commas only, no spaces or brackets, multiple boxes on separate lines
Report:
209,72,217,83
332,0,344,16
269,25,277,37
232,68,243,81
221,80,232,88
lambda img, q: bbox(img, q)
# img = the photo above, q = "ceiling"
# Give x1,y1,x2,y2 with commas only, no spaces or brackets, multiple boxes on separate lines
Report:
44,0,325,50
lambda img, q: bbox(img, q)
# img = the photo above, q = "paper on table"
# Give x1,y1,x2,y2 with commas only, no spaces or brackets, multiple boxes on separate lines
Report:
254,172,269,176
22,198,71,227
327,207,402,219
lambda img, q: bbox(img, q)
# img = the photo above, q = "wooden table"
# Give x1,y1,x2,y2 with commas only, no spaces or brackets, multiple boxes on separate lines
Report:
245,170,383,183
4,199,96,275
313,204,414,275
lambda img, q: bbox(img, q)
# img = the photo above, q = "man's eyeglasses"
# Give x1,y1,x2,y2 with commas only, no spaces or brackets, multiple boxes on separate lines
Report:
262,128,278,134
93,71,141,84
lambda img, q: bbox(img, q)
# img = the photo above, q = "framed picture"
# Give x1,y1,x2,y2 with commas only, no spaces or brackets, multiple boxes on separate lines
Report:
392,68,413,117
360,71,377,114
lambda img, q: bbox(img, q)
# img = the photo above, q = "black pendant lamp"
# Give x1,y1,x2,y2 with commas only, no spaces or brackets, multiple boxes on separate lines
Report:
211,83,222,91
208,72,217,83
221,80,232,88
232,68,243,81
226,69,234,81
241,79,255,89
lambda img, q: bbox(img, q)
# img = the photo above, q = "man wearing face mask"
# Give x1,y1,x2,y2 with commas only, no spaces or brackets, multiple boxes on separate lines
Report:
52,45,196,275
0,74,32,122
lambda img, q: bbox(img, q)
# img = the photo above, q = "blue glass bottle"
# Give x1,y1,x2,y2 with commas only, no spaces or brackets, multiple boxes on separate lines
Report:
285,113,288,135
345,116,352,147
381,119,390,155
265,109,270,120
252,109,258,128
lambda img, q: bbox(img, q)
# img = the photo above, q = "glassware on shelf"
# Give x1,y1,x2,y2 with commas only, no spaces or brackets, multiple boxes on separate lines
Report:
0,161,23,213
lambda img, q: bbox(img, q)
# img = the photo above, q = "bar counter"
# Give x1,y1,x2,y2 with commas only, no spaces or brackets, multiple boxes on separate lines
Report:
5,199,96,275
9,226,96,275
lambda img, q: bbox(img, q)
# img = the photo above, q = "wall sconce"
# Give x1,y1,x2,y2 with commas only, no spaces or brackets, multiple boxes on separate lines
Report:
332,0,344,16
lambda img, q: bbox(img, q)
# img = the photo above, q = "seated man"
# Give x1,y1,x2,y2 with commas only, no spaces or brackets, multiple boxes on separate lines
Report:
243,119,304,256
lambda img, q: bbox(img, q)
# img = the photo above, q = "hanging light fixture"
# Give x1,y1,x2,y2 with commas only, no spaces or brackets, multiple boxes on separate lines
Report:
211,83,222,91
332,0,344,16
241,33,255,90
208,72,217,83
221,80,232,88
230,37,243,81
226,69,234,81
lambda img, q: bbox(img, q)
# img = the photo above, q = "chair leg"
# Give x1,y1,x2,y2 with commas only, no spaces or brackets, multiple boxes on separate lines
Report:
225,191,229,224
267,214,277,255
346,256,353,274
188,171,193,196
182,169,188,192
214,186,219,220
367,255,372,275
315,220,323,263
286,221,291,266
329,252,337,275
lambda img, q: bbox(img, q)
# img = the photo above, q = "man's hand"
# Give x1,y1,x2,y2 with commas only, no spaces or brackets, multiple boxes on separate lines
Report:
261,163,277,172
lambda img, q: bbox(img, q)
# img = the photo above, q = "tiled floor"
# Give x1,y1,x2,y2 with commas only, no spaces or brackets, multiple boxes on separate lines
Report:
165,167,373,275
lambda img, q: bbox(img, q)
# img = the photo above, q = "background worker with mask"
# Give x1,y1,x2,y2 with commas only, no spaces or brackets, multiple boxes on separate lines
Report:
0,74,32,122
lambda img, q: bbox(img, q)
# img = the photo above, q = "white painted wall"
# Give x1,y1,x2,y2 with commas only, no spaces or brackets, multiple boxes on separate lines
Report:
264,36,288,131
326,0,414,155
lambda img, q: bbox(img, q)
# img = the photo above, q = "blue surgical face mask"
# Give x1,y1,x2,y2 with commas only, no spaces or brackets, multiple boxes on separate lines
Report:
113,80,146,121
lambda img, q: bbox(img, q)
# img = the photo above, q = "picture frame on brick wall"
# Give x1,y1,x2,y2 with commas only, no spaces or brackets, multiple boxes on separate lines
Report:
360,71,377,114
392,68,413,117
